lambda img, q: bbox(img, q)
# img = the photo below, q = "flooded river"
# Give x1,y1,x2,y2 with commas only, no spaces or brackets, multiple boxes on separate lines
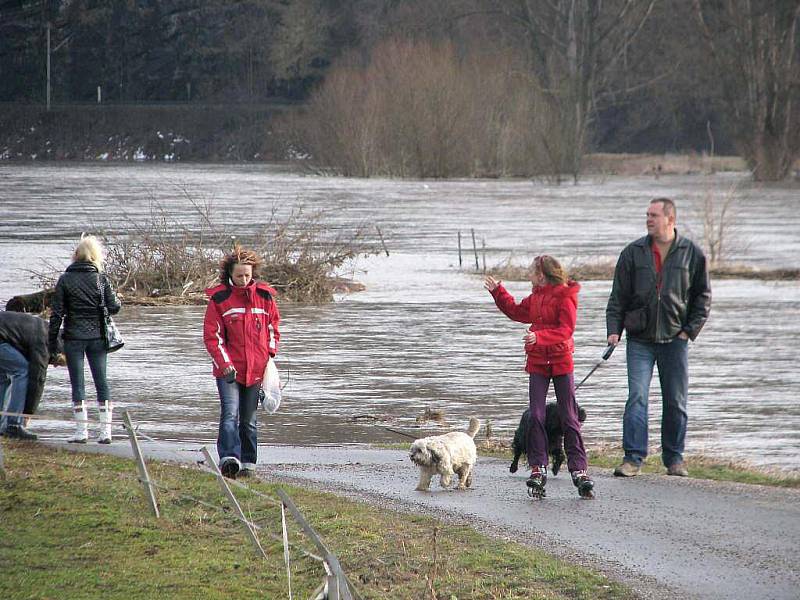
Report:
1,164,798,472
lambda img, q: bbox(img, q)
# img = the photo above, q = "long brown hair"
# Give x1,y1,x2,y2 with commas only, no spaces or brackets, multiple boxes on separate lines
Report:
533,255,568,285
218,244,263,284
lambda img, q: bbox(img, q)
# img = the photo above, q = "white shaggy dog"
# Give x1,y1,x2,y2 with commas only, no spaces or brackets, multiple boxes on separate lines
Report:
409,417,480,491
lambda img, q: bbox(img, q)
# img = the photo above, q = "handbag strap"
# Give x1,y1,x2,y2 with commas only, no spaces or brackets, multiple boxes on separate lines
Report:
96,273,109,317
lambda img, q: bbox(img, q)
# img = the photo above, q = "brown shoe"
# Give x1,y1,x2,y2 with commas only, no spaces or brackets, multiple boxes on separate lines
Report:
666,462,688,477
613,460,641,477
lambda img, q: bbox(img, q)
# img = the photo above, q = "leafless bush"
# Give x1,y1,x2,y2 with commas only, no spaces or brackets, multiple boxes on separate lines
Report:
691,184,749,267
252,205,377,302
280,39,565,178
32,196,377,304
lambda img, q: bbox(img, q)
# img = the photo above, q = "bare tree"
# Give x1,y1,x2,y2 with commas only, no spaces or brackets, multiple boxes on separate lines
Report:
491,0,658,181
692,0,800,181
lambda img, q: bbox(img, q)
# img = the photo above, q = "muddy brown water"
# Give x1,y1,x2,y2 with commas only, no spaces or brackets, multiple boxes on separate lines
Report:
1,164,798,472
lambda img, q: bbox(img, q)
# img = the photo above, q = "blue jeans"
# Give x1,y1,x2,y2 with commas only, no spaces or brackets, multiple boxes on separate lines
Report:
216,378,260,467
623,337,689,467
64,338,110,406
0,342,28,430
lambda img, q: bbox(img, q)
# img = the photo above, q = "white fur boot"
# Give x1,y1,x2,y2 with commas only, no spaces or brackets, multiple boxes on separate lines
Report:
69,404,89,443
97,403,112,444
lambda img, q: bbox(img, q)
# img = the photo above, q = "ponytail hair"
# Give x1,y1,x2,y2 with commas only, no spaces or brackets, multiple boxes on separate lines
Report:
533,255,568,285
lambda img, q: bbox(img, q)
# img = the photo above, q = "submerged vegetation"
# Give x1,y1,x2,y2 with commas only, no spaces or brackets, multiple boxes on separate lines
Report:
487,259,800,283
33,197,377,304
0,442,632,600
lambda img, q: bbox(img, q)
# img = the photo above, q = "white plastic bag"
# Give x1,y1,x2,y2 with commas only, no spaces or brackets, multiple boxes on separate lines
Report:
262,359,282,414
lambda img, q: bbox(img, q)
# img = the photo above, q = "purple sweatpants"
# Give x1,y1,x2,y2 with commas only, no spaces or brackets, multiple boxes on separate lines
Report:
527,372,588,472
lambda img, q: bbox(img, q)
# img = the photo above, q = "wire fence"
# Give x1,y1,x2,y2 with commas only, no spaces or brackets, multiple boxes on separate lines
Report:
0,409,361,600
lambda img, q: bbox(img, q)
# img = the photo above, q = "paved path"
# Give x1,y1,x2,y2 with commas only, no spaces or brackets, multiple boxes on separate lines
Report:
46,440,800,600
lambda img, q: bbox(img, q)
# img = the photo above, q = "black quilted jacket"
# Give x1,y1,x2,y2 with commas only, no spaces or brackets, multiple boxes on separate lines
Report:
48,261,121,353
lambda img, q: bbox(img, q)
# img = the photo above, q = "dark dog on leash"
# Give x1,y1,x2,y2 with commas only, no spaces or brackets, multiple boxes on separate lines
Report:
509,402,587,476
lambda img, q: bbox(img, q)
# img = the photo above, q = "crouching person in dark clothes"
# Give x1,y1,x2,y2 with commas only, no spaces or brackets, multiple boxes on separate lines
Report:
0,311,65,439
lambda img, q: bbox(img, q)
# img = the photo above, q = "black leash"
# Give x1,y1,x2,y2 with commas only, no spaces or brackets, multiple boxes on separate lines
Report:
575,344,616,391
383,426,422,440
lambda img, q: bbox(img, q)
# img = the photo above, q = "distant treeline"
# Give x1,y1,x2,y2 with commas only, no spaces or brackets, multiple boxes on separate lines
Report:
2,1,798,179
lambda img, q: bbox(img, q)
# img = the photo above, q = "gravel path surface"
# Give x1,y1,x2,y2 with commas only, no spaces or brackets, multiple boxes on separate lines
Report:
47,440,800,600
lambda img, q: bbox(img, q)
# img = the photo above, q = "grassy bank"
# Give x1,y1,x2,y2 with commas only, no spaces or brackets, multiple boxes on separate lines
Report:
0,442,631,600
468,440,800,489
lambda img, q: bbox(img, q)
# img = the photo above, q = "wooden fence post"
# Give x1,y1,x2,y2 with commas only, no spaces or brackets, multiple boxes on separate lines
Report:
122,411,160,518
277,488,358,600
471,229,479,271
376,225,389,256
0,439,6,481
201,446,268,560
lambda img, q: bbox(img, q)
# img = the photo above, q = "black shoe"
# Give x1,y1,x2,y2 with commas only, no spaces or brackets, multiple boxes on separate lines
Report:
220,458,240,479
4,425,37,441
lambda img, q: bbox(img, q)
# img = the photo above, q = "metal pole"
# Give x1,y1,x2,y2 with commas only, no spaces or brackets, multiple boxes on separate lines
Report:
481,237,487,274
122,411,160,518
457,231,462,268
46,22,51,111
201,447,268,560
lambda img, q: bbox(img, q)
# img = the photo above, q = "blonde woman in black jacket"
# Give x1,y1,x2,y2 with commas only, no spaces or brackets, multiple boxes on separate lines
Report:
48,235,121,443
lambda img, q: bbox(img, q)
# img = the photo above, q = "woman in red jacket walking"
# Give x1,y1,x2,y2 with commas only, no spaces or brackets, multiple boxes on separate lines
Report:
203,245,280,479
485,255,593,499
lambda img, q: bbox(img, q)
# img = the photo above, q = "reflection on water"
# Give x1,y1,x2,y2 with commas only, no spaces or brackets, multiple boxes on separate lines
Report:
1,164,798,471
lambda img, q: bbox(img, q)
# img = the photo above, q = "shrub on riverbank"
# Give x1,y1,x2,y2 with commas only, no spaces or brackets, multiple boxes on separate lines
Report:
0,442,631,600
33,200,377,304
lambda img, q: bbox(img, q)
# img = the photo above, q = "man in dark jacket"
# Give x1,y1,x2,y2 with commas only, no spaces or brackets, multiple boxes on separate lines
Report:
0,311,62,439
606,198,711,477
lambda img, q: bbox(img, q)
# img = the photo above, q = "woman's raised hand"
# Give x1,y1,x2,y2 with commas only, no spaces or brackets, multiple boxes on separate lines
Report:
484,275,501,292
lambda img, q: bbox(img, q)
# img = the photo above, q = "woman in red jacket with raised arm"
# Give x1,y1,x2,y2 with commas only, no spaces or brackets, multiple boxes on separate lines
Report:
485,255,594,499
203,245,280,479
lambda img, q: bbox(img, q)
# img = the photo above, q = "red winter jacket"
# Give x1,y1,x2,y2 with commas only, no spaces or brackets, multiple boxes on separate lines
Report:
203,280,281,387
490,281,580,376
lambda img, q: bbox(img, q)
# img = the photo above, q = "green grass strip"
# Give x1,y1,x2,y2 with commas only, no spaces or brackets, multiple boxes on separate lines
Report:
0,442,631,600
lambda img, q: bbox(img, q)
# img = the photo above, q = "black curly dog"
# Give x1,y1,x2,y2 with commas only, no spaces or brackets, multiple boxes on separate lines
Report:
509,402,587,476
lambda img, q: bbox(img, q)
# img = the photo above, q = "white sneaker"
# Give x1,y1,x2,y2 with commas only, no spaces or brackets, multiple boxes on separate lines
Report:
239,463,257,478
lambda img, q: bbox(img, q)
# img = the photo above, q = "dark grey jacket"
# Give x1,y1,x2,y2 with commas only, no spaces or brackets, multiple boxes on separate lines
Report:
606,232,711,343
48,261,121,353
0,311,50,414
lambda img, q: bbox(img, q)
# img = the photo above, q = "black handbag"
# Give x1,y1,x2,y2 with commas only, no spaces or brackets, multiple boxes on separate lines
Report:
97,274,124,353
